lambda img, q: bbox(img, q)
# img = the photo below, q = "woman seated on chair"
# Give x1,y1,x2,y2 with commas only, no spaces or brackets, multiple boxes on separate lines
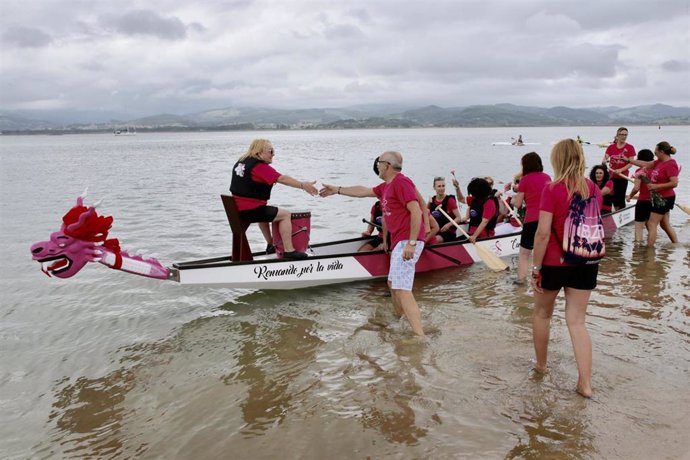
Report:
230,139,318,260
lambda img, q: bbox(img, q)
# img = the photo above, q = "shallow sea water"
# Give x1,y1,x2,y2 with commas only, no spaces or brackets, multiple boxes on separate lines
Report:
1,127,689,459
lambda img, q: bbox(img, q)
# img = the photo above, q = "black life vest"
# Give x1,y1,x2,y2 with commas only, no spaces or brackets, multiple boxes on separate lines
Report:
469,196,499,232
230,158,273,200
429,194,455,227
373,201,383,227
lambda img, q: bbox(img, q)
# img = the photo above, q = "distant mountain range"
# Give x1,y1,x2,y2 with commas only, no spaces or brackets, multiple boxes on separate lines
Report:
1,103,689,133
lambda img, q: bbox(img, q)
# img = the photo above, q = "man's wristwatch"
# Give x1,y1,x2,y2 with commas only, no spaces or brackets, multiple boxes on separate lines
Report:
532,265,542,271
408,240,417,246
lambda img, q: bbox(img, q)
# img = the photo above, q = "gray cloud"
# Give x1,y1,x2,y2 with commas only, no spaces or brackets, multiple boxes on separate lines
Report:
662,60,690,72
99,9,189,40
2,25,53,48
0,0,687,115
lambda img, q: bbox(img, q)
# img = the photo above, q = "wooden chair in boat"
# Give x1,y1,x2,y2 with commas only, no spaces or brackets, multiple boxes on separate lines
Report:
220,194,253,262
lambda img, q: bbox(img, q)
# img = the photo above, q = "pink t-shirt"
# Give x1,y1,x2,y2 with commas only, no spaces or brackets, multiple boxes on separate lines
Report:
649,159,679,198
540,180,603,267
518,172,552,223
606,143,636,176
373,173,425,250
233,163,282,211
633,168,651,201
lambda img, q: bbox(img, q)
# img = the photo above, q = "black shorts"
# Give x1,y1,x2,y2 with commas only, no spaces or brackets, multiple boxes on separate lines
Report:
239,205,278,223
651,195,675,215
634,200,652,222
437,230,457,242
520,221,538,250
541,264,599,291
368,235,383,247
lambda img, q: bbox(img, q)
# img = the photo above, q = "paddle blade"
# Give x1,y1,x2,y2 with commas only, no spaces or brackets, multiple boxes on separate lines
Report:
473,242,509,272
676,202,690,215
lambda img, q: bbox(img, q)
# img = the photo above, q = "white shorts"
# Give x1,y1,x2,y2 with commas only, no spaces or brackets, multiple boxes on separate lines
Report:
388,240,425,291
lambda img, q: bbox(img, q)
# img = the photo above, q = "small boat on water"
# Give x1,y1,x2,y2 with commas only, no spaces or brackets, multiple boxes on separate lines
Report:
113,126,137,135
492,142,540,146
30,194,636,291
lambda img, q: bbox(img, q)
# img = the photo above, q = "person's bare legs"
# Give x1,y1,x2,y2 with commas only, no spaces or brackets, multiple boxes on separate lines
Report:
563,287,593,398
646,212,663,247
517,247,531,283
273,208,296,252
660,213,678,243
388,281,404,317
633,221,645,243
392,289,424,336
532,289,559,373
258,222,273,246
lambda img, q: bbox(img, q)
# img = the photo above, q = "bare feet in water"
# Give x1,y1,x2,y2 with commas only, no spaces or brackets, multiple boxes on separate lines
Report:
531,359,548,374
576,385,593,398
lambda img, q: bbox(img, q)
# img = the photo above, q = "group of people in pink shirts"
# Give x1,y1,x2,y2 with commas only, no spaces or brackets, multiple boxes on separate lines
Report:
230,131,680,399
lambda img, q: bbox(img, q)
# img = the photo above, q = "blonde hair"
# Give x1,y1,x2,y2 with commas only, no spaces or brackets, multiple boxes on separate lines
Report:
550,139,589,198
239,139,271,161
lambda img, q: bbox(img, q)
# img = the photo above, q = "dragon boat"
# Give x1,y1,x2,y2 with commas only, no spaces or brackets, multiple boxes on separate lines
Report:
30,194,635,290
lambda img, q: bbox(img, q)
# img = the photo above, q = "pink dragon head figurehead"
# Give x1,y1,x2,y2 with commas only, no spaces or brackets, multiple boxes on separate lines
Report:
30,196,113,278
30,196,169,280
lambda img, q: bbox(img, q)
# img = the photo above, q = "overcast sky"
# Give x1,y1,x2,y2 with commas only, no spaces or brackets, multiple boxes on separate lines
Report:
2,0,689,117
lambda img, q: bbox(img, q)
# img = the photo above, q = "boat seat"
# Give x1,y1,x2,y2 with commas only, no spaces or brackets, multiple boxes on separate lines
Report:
221,194,253,262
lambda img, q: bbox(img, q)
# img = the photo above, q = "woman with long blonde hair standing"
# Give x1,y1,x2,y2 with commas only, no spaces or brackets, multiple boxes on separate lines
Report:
531,139,605,398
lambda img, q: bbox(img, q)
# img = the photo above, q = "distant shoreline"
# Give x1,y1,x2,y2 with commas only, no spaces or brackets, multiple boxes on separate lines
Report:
2,122,688,136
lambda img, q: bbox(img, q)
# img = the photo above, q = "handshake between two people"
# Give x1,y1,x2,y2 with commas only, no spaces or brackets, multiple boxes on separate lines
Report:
295,182,353,198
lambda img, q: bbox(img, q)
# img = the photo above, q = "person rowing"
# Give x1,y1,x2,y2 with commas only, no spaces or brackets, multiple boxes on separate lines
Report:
428,176,462,243
463,178,500,243
512,135,524,146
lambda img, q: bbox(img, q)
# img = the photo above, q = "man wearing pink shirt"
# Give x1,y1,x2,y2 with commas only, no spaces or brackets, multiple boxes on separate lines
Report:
320,151,426,337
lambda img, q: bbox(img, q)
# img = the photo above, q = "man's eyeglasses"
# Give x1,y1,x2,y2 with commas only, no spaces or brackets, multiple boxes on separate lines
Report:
376,159,391,166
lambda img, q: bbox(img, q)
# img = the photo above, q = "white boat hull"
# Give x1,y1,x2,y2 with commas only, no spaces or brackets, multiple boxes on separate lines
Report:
172,205,634,290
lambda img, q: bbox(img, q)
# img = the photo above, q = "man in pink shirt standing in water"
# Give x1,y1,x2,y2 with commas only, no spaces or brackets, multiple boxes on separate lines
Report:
320,151,426,338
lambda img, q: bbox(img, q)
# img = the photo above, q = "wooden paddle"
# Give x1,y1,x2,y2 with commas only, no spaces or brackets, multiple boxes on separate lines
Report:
499,195,522,227
435,206,508,272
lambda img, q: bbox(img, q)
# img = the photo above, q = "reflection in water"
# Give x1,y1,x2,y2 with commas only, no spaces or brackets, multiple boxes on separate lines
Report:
29,236,690,459
221,315,324,436
44,371,137,458
38,339,179,458
350,301,431,446
506,393,593,459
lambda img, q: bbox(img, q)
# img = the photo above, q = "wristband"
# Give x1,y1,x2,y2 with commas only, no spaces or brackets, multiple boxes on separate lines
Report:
338,186,341,195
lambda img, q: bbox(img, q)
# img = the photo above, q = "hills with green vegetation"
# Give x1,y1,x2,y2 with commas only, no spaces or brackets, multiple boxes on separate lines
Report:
1,103,688,134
